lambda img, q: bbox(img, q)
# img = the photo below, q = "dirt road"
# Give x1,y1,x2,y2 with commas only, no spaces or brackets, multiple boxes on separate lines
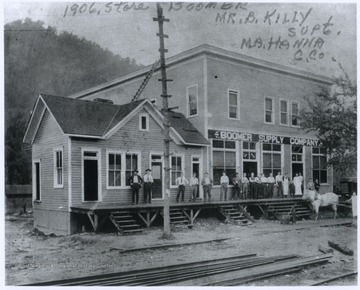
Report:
5,215,357,286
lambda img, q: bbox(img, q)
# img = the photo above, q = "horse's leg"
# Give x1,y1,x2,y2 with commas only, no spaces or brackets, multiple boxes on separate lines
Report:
332,204,337,219
315,204,319,221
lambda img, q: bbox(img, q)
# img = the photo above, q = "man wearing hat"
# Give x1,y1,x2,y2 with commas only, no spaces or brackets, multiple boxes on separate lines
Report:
143,169,154,204
129,170,143,205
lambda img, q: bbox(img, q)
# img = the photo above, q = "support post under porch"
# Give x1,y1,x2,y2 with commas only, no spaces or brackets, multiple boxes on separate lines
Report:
182,208,202,226
86,213,107,232
137,211,159,228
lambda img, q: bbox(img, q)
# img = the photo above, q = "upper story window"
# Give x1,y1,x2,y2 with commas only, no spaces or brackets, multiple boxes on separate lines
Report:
187,85,198,117
139,114,149,131
291,101,300,127
228,90,239,120
280,99,289,126
54,148,63,188
264,96,274,124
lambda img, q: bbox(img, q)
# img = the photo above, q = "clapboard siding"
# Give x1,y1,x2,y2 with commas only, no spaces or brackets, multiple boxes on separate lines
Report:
71,107,203,206
206,57,320,137
80,57,207,137
32,110,68,211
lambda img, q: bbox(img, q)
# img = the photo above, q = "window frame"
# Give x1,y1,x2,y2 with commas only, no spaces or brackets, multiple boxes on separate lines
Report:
186,85,199,117
227,89,240,120
291,101,300,127
170,154,184,188
125,152,141,187
212,140,237,186
312,147,328,184
279,98,289,126
139,113,149,132
264,96,275,125
53,147,64,188
106,151,123,189
262,143,282,177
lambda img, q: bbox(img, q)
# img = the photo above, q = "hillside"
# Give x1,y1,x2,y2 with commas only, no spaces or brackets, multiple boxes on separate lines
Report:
5,18,144,184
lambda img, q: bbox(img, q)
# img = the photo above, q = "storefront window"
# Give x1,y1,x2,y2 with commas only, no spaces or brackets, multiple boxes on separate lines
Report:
212,140,236,185
312,147,328,183
262,143,281,176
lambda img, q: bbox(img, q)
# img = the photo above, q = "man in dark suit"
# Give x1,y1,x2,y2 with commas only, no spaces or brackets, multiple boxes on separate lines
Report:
129,170,143,204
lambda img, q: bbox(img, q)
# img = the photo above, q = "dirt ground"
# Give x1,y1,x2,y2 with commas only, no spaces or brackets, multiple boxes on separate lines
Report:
5,213,358,286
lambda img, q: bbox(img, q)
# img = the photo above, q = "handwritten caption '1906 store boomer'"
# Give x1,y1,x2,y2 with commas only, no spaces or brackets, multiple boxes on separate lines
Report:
208,129,320,146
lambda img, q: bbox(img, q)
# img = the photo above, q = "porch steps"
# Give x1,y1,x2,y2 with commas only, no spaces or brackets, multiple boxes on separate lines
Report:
219,205,252,225
266,201,312,220
109,211,143,234
161,209,190,227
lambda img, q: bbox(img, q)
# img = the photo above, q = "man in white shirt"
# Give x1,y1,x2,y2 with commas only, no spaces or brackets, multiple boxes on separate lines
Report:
189,172,199,202
275,171,283,198
176,172,189,203
267,172,275,198
220,171,229,201
143,169,154,204
260,173,268,199
201,172,213,202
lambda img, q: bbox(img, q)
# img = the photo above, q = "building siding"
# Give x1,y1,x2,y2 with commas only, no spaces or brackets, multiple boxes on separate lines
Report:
32,110,69,211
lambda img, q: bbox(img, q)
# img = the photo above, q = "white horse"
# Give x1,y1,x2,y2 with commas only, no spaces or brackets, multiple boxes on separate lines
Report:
302,190,339,221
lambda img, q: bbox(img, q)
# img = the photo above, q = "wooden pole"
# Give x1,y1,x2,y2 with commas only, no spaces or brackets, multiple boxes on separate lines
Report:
154,2,172,239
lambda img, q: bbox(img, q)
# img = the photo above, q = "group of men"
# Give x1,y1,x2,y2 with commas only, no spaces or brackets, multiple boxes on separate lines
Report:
129,169,321,205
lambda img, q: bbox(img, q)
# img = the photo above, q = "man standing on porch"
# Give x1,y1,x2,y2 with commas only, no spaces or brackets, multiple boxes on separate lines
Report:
189,172,199,202
201,172,212,202
129,170,143,205
143,169,154,204
176,172,189,203
220,171,229,201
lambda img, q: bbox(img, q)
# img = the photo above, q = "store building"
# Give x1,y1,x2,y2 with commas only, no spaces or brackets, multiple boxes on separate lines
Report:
70,44,334,195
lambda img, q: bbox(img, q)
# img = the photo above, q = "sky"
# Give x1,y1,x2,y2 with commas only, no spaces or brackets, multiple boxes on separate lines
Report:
3,1,358,80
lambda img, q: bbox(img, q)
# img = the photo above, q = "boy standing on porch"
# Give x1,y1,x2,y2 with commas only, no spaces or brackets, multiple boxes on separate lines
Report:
129,170,143,205
143,169,153,204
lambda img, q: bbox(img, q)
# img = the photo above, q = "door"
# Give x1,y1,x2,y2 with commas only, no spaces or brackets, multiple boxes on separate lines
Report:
151,161,163,199
34,162,41,201
84,159,98,201
292,163,303,180
243,162,257,177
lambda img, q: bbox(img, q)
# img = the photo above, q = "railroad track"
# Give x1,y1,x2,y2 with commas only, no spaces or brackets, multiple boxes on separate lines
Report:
24,253,333,286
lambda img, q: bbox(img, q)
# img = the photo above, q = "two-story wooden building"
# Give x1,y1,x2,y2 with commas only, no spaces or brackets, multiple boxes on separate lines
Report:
24,44,334,234
71,44,334,192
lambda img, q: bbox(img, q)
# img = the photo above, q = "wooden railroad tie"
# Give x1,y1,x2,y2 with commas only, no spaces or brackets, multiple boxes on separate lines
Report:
328,241,354,256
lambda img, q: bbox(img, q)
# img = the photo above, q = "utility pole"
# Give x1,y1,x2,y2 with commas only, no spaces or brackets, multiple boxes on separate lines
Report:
154,2,172,239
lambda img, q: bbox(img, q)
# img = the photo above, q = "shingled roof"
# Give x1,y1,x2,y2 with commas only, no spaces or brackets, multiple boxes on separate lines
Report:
24,94,209,146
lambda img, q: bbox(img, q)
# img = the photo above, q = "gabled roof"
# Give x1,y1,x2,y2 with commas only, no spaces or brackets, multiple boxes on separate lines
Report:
24,94,209,146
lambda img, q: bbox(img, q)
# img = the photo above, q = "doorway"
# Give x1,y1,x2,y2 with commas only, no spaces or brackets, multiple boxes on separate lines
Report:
151,155,163,199
292,163,303,180
243,161,257,177
83,151,99,202
191,156,201,198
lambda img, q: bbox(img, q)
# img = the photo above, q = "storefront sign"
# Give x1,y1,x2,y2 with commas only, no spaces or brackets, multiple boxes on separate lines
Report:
208,130,320,146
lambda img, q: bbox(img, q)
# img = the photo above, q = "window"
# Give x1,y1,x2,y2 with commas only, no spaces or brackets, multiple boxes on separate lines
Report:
243,141,257,160
171,156,183,186
228,90,239,119
280,99,289,125
125,154,139,186
108,153,121,187
212,140,236,185
54,149,63,187
291,145,303,162
291,101,300,127
312,147,328,184
187,85,198,116
264,97,274,124
262,143,281,177
139,114,149,131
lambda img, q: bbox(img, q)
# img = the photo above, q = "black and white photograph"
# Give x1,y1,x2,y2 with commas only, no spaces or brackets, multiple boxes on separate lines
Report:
3,1,358,287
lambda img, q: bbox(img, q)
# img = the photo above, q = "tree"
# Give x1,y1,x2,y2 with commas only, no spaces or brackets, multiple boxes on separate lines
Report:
299,68,357,176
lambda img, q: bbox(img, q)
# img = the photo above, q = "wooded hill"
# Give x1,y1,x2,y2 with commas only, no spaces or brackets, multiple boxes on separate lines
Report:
5,18,143,184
